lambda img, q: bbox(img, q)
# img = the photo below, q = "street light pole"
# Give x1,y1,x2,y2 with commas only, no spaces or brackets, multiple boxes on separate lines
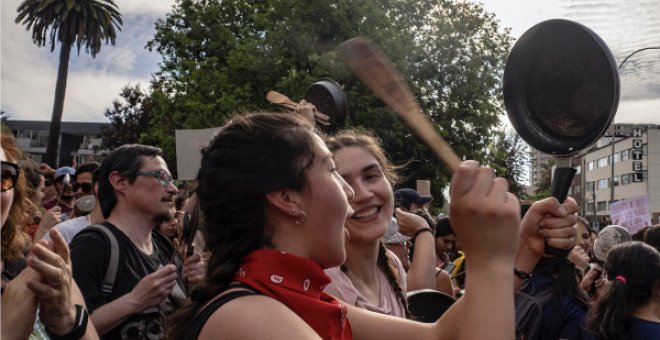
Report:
610,123,616,204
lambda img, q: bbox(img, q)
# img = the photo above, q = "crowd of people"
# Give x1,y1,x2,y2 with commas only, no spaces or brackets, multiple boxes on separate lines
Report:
2,103,659,340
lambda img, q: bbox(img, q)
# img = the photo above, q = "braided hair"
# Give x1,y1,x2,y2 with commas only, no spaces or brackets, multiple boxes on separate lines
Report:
326,129,409,317
587,241,660,340
167,113,317,340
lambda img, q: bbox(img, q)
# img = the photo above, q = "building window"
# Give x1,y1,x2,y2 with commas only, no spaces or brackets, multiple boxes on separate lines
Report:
586,202,595,212
621,149,629,161
586,182,595,192
612,153,620,164
621,173,631,185
573,185,581,194
575,165,581,175
597,201,607,211
588,161,595,171
597,157,608,168
597,179,608,190
612,176,619,186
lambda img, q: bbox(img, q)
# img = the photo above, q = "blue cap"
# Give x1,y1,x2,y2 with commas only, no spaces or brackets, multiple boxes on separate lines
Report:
394,188,432,210
54,166,76,180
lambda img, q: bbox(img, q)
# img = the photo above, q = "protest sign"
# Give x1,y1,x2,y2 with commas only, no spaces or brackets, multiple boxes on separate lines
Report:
608,195,652,234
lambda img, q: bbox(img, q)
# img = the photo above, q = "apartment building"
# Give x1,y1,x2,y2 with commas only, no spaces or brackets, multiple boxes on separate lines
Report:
3,120,111,167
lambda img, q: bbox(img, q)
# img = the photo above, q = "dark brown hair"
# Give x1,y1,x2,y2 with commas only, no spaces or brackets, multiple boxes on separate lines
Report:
167,113,317,339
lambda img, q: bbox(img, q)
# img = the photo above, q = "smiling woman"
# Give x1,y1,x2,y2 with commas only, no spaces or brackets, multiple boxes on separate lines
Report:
323,128,438,318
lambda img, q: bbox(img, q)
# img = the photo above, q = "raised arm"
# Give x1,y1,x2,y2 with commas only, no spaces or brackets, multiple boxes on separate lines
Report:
395,208,436,290
513,197,578,290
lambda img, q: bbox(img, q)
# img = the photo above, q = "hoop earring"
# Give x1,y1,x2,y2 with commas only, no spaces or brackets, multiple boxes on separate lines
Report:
295,210,307,225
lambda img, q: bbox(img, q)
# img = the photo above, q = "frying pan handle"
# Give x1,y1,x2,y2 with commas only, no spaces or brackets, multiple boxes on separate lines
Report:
544,167,578,256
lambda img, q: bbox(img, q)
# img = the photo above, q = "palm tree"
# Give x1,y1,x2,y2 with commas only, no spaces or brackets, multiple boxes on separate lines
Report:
16,0,122,167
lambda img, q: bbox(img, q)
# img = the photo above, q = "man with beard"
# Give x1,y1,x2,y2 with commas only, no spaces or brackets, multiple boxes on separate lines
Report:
43,166,76,218
69,144,205,339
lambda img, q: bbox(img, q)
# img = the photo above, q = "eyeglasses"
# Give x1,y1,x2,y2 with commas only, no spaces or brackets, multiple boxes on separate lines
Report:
72,182,93,193
1,161,20,192
135,170,175,187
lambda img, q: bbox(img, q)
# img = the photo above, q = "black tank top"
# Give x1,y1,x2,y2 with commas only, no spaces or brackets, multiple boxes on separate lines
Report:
187,283,261,339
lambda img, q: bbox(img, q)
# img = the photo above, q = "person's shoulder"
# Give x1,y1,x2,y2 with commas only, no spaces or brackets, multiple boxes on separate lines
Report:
69,223,113,251
55,216,89,230
199,294,320,340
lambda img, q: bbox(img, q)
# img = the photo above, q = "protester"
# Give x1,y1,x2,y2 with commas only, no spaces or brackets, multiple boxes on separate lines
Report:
69,144,205,339
324,128,437,317
1,133,98,339
587,241,660,339
40,166,58,206
73,162,100,199
43,166,77,218
42,169,104,244
576,216,596,257
166,112,578,340
19,159,62,241
643,224,660,252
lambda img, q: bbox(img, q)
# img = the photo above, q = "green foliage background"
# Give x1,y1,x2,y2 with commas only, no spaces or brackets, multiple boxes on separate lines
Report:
106,0,529,205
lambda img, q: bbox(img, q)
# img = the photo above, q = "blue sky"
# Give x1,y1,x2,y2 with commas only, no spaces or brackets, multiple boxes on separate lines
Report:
1,0,658,124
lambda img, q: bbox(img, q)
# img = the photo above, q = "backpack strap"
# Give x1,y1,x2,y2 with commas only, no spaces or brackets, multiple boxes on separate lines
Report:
188,283,261,338
87,224,120,302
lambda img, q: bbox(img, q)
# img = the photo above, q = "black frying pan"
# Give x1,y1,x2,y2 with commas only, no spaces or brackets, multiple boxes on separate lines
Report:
304,78,349,132
503,19,619,255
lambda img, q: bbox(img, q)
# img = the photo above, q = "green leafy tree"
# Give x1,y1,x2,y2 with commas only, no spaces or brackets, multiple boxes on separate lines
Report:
145,0,512,197
484,130,529,199
532,158,556,200
100,84,156,149
15,0,122,167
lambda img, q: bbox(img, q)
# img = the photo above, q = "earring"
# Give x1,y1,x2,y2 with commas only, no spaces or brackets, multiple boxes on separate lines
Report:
295,210,307,225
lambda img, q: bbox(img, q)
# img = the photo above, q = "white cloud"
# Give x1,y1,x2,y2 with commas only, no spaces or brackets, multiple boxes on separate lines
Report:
1,0,172,121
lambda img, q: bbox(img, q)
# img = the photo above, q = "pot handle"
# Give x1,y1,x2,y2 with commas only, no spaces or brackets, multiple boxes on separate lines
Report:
544,166,577,256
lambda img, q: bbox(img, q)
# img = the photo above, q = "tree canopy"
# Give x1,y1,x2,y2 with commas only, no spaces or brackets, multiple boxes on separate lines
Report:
100,84,156,149
136,0,516,203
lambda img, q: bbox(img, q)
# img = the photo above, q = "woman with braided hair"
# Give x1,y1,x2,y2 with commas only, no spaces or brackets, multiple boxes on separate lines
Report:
323,128,437,318
166,112,577,340
587,241,660,339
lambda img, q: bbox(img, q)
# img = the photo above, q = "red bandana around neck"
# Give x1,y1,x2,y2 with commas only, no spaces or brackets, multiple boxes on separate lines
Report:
234,249,352,339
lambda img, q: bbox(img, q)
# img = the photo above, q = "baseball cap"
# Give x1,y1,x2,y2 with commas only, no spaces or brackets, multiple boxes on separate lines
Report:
394,188,432,210
55,166,76,180
383,217,411,244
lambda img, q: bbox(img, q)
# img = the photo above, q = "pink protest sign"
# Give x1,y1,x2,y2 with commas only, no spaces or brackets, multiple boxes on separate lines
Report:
609,195,653,234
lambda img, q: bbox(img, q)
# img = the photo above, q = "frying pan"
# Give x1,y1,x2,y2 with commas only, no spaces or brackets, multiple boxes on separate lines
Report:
503,19,619,255
304,78,349,132
407,289,456,323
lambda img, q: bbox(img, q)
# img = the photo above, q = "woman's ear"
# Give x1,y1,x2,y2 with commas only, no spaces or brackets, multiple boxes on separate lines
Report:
265,189,303,218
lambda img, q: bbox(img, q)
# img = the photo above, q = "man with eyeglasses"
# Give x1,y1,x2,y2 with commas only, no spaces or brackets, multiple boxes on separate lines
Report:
69,144,205,340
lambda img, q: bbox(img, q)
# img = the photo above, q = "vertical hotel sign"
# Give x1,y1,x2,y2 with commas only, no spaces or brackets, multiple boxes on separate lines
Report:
632,127,644,182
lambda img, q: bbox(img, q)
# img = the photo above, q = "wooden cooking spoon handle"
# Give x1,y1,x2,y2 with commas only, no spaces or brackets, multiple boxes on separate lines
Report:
338,37,461,173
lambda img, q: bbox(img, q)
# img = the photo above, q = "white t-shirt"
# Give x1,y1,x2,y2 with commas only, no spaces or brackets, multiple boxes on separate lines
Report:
42,216,91,244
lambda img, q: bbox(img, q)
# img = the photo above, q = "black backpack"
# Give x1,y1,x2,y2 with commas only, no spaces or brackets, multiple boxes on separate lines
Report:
515,281,554,340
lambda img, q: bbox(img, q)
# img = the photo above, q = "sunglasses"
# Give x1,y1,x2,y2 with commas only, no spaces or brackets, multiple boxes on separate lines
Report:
1,161,20,192
72,182,93,193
